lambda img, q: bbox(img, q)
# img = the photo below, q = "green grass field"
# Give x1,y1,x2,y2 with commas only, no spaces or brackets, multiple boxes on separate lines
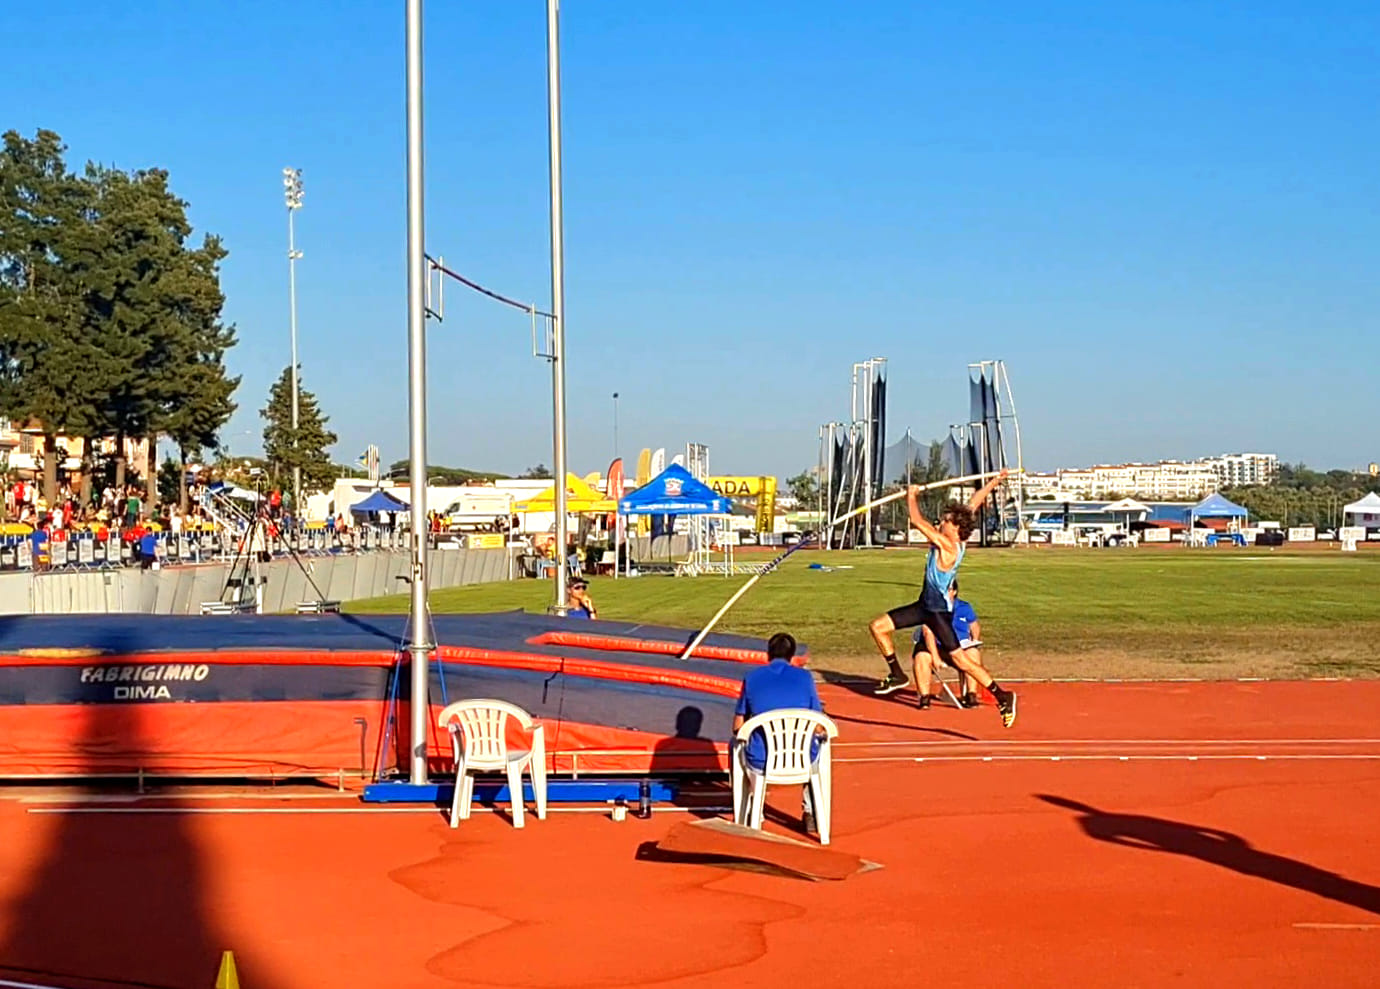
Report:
348,548,1380,680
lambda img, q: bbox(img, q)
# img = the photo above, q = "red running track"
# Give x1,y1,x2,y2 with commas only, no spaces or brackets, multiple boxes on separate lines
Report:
0,680,1377,988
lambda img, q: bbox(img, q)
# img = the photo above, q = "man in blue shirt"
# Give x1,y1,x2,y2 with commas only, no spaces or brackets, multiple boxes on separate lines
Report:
912,579,986,709
732,632,824,832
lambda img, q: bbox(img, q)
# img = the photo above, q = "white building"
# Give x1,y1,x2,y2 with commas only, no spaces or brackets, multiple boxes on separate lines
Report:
1195,453,1278,488
1030,451,1276,500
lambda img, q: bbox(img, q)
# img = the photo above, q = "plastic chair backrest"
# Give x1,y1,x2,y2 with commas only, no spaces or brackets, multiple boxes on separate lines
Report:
736,709,838,780
438,699,535,768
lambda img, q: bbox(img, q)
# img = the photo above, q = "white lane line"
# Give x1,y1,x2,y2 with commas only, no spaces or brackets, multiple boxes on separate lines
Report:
1292,923,1380,931
16,791,360,805
835,738,1380,748
26,805,733,817
837,753,1380,765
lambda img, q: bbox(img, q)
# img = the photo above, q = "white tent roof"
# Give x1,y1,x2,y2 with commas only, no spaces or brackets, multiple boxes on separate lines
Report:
1342,491,1380,515
1101,497,1151,514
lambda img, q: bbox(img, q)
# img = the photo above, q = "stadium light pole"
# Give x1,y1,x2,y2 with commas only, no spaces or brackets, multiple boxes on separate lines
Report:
282,167,304,515
546,0,570,616
403,0,432,786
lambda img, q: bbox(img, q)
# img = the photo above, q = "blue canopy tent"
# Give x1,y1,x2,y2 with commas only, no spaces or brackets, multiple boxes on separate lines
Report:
1189,492,1249,545
618,465,734,575
618,464,732,515
351,489,410,514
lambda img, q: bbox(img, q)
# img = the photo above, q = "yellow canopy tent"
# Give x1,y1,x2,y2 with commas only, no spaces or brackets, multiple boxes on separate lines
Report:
514,473,616,513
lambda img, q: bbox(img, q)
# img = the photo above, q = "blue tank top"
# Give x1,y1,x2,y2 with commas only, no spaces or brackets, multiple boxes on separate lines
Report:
921,544,964,611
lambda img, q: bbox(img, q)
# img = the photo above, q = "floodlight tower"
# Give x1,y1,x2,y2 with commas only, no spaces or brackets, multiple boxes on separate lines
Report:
282,167,304,514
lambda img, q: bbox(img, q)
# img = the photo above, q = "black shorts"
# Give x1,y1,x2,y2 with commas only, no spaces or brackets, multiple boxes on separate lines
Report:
887,600,961,655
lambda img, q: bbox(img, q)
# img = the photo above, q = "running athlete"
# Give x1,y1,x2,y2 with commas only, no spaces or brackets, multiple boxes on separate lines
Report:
868,472,1017,727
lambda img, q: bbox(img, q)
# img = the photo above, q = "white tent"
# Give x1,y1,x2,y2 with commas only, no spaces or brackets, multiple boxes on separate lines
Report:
1342,491,1380,527
1101,497,1150,531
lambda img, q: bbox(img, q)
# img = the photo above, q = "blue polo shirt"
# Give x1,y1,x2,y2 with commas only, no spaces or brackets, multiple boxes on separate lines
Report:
734,659,823,770
952,599,977,641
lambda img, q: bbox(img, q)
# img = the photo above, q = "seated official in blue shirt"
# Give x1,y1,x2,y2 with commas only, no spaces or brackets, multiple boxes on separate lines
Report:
732,632,824,832
912,578,986,709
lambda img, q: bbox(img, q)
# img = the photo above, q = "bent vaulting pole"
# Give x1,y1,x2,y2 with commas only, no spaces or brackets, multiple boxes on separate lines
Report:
547,0,570,616
404,0,432,785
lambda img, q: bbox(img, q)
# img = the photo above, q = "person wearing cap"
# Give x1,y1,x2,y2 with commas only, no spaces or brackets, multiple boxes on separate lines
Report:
566,578,598,619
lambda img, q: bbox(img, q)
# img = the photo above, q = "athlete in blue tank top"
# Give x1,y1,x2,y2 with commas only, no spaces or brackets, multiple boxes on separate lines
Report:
867,470,1017,728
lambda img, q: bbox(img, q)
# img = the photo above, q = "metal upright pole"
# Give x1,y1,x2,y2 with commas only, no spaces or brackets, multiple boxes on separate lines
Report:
282,168,304,515
288,207,301,513
546,0,570,616
403,0,432,785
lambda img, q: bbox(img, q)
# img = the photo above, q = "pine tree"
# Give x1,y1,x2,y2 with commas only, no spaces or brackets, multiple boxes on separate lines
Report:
261,366,338,498
0,129,109,505
157,234,239,510
80,165,202,501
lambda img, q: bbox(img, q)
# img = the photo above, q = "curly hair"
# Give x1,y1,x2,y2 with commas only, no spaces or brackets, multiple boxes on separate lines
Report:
941,502,977,540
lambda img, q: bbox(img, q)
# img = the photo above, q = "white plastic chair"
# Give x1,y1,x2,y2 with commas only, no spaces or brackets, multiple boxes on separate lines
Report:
731,709,839,844
438,699,547,829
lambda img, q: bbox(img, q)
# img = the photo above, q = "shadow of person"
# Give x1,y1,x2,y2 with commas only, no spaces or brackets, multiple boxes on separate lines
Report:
0,697,285,988
1037,794,1380,915
649,706,729,818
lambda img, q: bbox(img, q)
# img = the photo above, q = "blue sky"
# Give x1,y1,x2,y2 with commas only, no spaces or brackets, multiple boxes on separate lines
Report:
9,1,1378,477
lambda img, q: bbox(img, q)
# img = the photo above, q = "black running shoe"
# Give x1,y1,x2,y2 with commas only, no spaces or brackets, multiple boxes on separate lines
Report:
873,673,912,696
802,809,818,835
995,689,1017,728
917,694,932,710
960,693,980,709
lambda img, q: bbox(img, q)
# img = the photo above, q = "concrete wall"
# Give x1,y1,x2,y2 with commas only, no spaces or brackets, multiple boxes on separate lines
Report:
0,548,513,616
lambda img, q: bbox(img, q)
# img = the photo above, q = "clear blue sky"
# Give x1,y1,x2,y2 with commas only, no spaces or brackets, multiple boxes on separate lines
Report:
10,1,1378,477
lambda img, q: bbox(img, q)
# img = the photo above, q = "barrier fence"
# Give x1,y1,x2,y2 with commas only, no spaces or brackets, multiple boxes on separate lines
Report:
0,523,425,573
0,545,512,616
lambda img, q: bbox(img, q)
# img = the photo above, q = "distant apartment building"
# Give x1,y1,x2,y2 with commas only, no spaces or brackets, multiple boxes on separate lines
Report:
1023,452,1276,500
1196,452,1278,487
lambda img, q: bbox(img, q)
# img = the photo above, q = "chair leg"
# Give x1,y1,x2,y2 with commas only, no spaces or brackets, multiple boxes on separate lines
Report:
813,755,832,845
449,770,463,829
730,747,744,825
530,756,547,821
506,761,526,829
457,772,475,822
809,774,830,845
748,774,767,831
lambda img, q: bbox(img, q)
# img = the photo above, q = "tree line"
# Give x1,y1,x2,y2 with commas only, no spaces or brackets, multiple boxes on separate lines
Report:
0,128,348,514
0,128,237,509
1223,462,1380,530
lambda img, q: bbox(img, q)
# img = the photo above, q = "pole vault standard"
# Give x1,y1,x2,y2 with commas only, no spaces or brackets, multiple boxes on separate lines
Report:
546,0,571,617
679,472,1010,660
403,0,432,786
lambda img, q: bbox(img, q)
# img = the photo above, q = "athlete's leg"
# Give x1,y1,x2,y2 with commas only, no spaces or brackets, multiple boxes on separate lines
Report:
911,629,934,703
924,613,1017,727
872,602,923,694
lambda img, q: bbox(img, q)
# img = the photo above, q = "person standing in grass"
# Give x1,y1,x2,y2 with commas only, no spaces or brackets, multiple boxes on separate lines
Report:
868,471,1017,728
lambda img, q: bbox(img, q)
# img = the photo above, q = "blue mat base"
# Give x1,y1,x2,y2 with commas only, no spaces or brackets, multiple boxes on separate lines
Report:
362,779,680,805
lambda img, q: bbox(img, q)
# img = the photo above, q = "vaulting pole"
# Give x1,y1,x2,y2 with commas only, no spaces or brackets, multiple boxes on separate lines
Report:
827,471,1011,528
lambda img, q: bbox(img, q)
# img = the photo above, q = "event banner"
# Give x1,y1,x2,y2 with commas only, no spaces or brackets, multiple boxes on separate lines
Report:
755,477,777,533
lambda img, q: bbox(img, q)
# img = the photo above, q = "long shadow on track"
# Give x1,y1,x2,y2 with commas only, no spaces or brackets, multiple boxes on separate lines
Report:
1038,794,1380,916
0,624,286,988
